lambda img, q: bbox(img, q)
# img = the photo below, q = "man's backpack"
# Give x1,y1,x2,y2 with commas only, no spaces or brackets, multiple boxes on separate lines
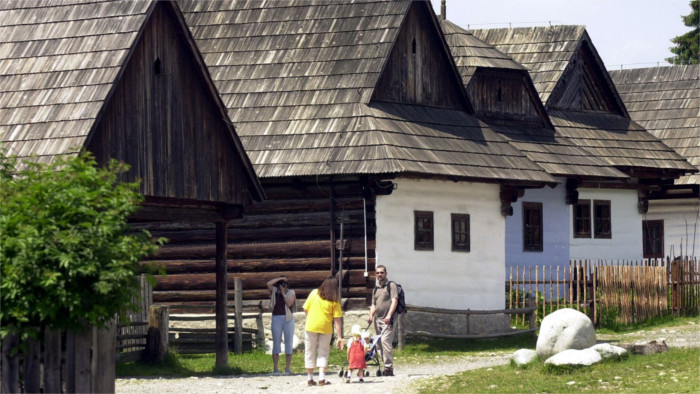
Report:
374,281,406,315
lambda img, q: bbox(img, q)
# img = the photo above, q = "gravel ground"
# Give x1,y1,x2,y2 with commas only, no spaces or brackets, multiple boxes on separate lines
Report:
116,322,699,394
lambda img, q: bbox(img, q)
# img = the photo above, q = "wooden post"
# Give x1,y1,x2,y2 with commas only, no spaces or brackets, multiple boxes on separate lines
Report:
23,333,41,393
234,278,243,355
256,313,265,348
528,295,536,330
94,320,116,393
44,327,62,394
215,221,229,369
397,313,405,351
147,305,170,362
592,267,597,325
1,331,19,394
329,181,336,273
66,325,93,393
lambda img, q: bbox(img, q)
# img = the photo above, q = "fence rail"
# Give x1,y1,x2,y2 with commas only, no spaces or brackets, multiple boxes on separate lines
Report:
508,258,699,326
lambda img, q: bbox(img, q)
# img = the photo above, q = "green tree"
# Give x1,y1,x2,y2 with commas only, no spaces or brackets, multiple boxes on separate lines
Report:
0,151,163,342
667,0,699,64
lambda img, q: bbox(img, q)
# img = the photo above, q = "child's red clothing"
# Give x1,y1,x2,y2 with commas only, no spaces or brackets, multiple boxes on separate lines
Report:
347,338,367,369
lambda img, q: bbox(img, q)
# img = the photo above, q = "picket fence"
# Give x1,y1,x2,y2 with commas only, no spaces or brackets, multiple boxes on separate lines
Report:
1,324,116,393
508,258,699,326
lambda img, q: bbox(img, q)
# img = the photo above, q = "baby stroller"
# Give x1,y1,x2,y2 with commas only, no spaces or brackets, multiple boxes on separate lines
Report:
338,322,387,378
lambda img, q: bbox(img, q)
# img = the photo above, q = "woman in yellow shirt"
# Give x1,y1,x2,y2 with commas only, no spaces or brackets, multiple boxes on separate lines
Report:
302,276,344,386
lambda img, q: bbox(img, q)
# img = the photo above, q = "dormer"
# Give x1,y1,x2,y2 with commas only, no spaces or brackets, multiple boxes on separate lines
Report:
467,68,550,128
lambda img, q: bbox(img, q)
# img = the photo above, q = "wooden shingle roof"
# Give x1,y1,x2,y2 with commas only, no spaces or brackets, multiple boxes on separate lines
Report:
469,25,696,178
179,0,555,184
610,65,700,185
440,19,525,82
0,0,153,163
441,20,626,180
470,25,586,105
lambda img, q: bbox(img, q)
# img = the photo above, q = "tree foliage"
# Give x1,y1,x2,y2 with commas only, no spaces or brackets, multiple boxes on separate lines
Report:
0,151,163,340
667,0,699,65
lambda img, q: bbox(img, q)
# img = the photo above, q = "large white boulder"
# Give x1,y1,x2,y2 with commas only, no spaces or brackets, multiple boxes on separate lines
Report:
511,349,538,366
544,348,602,366
536,308,596,358
590,343,628,359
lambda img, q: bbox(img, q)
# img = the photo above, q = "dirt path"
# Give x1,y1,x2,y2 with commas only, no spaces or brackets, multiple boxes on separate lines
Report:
116,322,699,394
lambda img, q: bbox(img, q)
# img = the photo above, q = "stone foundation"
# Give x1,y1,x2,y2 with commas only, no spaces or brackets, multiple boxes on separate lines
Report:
403,311,511,336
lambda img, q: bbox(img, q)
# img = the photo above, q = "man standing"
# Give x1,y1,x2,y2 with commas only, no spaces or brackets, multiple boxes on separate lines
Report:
367,265,398,376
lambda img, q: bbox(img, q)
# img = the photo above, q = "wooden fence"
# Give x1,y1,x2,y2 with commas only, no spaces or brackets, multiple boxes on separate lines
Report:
508,258,699,326
1,324,116,393
116,277,266,360
116,274,152,362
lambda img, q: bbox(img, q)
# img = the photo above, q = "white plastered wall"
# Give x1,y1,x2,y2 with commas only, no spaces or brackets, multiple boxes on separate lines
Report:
375,178,505,310
570,188,643,261
646,198,700,259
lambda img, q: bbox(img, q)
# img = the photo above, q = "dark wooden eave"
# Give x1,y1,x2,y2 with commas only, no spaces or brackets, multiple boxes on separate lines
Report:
131,197,244,223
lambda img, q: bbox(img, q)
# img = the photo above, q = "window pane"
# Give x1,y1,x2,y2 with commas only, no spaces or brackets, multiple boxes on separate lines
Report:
415,211,434,250
451,213,470,252
573,200,591,238
594,200,611,239
522,202,543,251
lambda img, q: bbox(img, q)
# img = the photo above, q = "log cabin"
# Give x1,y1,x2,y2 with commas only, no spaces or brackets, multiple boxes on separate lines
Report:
172,0,560,333
0,0,264,344
467,25,696,263
610,65,700,259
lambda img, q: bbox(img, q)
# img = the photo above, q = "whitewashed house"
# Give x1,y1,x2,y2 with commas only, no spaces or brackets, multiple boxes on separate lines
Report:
178,0,557,333
611,65,700,259
447,24,695,267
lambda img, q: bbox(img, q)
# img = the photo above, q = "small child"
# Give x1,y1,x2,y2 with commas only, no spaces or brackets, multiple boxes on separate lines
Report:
345,324,367,383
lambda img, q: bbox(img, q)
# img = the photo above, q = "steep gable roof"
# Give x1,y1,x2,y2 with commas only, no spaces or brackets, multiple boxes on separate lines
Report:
0,0,264,202
180,0,555,185
441,20,626,180
0,0,152,163
610,65,700,185
470,25,695,178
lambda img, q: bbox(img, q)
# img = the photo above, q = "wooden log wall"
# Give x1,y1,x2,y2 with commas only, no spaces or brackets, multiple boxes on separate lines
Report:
137,180,378,313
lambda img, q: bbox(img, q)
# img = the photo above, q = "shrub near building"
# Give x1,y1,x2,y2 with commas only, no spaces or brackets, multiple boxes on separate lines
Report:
0,152,163,343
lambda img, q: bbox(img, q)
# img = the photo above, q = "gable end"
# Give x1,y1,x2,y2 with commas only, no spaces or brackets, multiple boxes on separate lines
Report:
548,40,625,114
87,1,259,205
371,1,468,110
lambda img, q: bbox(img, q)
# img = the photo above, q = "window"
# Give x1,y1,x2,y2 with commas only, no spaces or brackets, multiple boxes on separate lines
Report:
414,211,433,250
593,200,611,238
573,200,591,238
643,220,664,259
522,202,543,251
451,214,470,252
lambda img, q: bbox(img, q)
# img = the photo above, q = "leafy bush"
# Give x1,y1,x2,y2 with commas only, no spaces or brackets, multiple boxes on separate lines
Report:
0,151,163,341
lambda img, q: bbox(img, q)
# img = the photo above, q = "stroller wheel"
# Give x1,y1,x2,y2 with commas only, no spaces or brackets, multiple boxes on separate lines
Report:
376,369,382,376
338,369,344,377
365,370,370,377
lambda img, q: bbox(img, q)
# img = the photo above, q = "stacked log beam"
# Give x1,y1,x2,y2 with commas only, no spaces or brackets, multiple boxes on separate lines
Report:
138,183,377,313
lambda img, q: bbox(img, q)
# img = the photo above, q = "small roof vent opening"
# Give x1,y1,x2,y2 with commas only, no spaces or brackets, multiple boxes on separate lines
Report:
154,57,162,75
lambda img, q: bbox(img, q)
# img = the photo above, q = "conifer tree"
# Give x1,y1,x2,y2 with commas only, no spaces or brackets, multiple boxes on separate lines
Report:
667,1,699,64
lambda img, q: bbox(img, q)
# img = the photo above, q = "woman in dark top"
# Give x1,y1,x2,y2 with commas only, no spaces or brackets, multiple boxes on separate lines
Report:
267,276,297,374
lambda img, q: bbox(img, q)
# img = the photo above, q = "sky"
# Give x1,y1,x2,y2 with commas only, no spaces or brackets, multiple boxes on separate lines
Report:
429,0,693,70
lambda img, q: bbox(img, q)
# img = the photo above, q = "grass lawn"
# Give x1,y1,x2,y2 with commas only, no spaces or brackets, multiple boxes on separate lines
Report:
412,347,700,393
